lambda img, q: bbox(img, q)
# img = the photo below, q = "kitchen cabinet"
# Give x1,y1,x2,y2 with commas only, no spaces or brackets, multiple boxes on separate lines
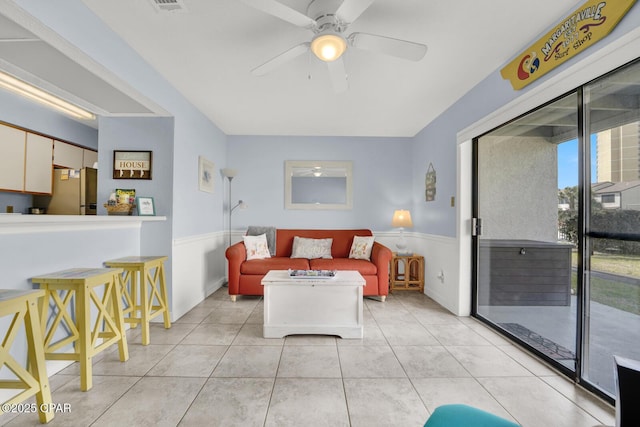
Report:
83,149,98,168
24,133,53,194
0,125,25,192
53,140,97,169
54,140,83,169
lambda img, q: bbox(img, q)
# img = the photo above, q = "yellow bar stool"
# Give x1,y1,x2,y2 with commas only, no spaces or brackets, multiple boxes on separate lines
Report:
0,289,54,423
103,256,171,345
31,268,129,392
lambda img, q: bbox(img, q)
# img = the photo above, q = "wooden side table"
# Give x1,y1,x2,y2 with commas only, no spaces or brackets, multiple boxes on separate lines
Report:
32,268,129,391
0,289,54,423
104,256,171,345
390,253,425,293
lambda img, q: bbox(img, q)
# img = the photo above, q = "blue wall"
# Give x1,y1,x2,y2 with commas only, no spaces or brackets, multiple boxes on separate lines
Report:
97,117,174,219
227,135,413,231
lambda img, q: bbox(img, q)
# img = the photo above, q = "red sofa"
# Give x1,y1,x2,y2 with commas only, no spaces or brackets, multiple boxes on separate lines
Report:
225,229,392,301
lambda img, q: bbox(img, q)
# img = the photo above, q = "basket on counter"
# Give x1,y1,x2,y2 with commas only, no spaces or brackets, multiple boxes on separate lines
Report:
104,203,136,216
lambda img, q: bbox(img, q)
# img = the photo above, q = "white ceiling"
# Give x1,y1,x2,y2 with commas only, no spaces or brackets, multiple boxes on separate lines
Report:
2,0,580,137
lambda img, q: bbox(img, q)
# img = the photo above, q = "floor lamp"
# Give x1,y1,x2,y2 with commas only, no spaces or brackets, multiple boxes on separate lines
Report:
221,168,247,248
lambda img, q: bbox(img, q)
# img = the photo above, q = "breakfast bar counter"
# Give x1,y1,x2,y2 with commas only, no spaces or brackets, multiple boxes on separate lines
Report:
0,214,166,234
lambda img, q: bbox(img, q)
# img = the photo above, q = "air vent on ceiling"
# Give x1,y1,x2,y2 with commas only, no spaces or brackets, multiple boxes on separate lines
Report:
149,0,187,13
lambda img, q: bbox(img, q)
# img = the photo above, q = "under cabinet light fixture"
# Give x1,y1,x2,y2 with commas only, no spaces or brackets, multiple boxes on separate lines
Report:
0,70,95,120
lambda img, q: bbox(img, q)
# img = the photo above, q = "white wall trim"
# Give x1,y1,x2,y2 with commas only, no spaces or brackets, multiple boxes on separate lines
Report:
173,231,221,247
458,25,640,143
457,140,473,317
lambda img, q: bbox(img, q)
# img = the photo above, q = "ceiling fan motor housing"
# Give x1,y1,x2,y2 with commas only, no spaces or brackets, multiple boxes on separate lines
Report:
307,0,346,33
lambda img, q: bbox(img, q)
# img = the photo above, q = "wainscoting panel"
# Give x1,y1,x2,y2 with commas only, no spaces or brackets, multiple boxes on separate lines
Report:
406,233,464,315
376,231,465,316
172,231,226,320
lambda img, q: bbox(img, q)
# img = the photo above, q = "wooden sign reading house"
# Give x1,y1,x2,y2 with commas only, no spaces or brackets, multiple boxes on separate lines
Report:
501,0,637,90
113,150,152,180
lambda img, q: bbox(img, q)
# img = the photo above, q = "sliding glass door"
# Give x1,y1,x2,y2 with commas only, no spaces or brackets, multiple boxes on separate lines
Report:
583,61,640,393
474,58,640,399
474,92,579,374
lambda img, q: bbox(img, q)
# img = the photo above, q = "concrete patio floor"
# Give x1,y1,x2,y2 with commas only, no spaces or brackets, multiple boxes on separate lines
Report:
478,296,640,395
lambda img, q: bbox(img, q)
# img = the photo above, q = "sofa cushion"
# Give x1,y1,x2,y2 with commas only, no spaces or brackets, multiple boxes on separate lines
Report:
276,229,373,258
291,236,333,259
241,257,310,275
309,258,378,275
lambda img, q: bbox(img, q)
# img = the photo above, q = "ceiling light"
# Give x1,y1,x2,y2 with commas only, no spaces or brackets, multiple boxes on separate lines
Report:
311,33,347,62
0,70,95,120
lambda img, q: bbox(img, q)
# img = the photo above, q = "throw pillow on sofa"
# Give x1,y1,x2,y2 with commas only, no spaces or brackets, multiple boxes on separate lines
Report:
246,225,276,256
243,234,271,260
349,235,375,260
291,236,333,259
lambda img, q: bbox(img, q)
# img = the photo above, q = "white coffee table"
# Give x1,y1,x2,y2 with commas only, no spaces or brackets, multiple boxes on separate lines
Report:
261,270,365,339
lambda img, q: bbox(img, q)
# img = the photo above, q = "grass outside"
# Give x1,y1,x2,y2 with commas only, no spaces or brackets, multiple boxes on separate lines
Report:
571,252,640,277
570,250,640,315
571,274,640,316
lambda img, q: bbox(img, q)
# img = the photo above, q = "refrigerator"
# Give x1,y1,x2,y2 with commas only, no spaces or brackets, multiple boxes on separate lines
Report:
34,168,97,215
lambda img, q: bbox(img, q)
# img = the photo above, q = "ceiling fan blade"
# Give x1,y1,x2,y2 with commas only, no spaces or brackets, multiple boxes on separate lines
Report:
335,0,375,24
241,0,316,29
327,57,348,93
349,32,427,61
251,42,310,76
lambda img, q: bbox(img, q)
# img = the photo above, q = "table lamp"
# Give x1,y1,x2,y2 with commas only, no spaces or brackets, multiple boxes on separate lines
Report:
392,209,413,255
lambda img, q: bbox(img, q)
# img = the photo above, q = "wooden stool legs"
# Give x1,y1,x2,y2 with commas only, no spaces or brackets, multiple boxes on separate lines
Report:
0,290,54,423
32,268,129,392
105,257,171,345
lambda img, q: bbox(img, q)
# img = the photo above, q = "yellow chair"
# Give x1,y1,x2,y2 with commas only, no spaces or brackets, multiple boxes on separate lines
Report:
32,268,129,392
0,289,54,423
103,256,171,345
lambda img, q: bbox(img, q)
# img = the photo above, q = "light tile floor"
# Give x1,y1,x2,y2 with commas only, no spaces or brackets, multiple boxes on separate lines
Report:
1,289,615,427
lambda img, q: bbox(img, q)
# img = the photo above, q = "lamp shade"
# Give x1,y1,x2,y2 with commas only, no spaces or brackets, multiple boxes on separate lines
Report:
221,168,237,178
392,210,413,228
311,33,347,62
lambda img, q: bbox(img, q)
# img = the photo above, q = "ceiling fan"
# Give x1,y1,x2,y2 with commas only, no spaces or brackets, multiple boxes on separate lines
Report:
242,0,427,93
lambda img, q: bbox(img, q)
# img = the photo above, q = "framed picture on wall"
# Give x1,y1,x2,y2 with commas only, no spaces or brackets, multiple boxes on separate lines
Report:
113,150,152,180
198,156,215,193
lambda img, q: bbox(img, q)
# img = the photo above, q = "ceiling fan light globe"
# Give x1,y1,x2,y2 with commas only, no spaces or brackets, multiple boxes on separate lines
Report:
311,34,346,62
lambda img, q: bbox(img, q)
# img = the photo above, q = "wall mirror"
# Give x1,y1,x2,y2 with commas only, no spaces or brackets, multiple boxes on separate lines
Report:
285,160,353,210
